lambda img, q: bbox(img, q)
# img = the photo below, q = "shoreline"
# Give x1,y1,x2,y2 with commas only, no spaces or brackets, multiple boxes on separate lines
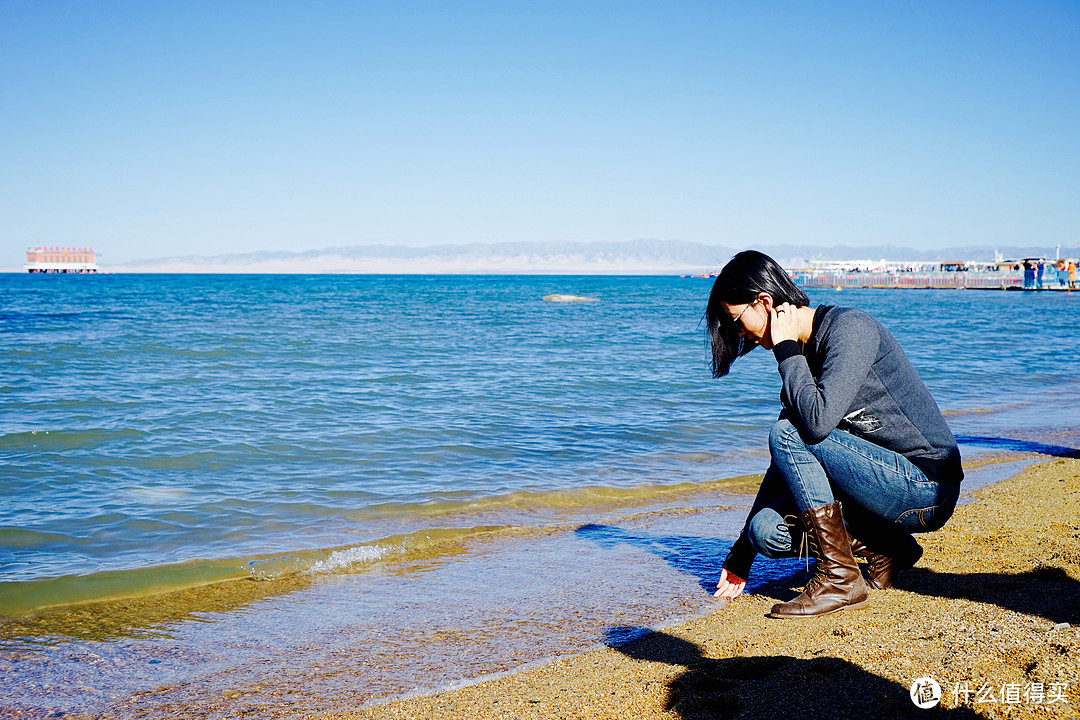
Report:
330,457,1080,720
0,446,1040,625
0,474,764,628
0,451,1029,631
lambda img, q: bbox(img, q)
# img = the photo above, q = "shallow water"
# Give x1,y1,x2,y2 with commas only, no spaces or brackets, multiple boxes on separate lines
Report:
2,275,1080,716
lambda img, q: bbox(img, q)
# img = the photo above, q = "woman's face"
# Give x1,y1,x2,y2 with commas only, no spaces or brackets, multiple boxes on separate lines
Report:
722,296,773,350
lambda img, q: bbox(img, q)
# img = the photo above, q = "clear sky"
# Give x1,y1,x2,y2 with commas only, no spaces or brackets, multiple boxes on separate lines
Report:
2,1,1077,264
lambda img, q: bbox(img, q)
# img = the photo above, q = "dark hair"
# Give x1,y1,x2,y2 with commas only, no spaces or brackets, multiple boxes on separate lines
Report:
705,250,809,378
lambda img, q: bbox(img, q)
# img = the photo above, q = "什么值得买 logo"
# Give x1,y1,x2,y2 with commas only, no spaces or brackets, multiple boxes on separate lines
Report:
910,677,942,709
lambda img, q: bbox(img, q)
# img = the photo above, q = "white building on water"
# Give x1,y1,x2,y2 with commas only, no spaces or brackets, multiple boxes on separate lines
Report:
25,246,99,274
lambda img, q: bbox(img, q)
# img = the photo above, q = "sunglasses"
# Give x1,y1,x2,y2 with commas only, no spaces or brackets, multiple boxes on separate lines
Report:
728,299,760,328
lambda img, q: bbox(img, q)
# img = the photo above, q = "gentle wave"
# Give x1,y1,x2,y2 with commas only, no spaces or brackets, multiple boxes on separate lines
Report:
0,558,250,619
0,474,759,618
0,427,147,452
0,527,508,618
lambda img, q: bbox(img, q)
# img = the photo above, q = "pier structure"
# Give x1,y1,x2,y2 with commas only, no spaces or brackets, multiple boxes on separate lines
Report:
25,247,99,274
790,257,1077,291
792,269,1023,290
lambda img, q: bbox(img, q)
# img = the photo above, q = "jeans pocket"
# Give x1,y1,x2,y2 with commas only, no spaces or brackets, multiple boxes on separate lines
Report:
896,485,960,533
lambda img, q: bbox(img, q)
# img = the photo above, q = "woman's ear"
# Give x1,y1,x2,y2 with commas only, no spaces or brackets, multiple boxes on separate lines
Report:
758,293,774,312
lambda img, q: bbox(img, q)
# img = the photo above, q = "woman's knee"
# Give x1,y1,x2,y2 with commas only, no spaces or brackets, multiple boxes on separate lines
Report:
768,419,804,455
747,509,796,559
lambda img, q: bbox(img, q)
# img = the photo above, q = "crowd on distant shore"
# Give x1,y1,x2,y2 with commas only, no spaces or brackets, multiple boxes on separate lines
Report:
1022,259,1077,289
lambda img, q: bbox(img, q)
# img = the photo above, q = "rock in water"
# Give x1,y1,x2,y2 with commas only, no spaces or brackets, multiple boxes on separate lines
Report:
542,294,599,302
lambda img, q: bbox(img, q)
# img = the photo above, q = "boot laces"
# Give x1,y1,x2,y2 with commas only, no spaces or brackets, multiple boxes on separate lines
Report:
785,514,819,574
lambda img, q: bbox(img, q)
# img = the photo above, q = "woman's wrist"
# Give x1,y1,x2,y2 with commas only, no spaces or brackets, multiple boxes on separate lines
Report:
772,339,801,363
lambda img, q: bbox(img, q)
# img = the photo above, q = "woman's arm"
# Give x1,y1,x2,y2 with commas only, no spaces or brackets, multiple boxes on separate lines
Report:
773,308,880,443
715,464,786,598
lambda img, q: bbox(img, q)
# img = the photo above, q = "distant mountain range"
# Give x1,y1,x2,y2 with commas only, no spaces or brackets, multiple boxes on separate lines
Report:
109,240,1080,274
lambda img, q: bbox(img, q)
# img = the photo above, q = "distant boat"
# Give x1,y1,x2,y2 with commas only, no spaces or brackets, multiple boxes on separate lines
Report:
25,246,99,274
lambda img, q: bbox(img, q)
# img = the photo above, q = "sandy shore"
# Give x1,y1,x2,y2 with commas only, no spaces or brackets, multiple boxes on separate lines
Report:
329,457,1080,720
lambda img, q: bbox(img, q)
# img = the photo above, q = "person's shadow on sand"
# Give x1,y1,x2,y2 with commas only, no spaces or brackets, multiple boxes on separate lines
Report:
900,566,1080,625
576,524,1080,626
575,523,735,593
574,524,808,595
604,627,983,719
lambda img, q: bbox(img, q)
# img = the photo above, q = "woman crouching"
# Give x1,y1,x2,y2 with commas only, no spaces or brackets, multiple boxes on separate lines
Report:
706,251,963,618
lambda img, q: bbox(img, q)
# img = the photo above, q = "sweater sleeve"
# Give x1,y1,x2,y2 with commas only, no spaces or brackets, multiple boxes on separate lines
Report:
722,532,756,580
774,310,880,443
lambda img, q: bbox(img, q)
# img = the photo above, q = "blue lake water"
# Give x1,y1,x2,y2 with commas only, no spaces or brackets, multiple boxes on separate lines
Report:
2,274,1079,716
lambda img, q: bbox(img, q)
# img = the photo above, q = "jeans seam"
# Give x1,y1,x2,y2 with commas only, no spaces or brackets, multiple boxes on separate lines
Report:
788,456,819,511
825,440,938,520
773,421,943,519
816,437,927,485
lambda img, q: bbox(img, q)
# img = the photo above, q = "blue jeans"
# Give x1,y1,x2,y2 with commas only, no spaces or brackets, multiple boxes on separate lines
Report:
747,420,960,559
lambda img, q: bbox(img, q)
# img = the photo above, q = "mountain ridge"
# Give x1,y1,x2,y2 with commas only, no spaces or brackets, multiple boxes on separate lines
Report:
108,240,1080,274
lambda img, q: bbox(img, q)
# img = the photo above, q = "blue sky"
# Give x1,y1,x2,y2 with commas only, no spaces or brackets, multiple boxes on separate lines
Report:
2,1,1077,264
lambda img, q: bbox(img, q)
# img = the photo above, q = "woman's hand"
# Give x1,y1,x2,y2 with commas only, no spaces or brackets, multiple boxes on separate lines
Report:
714,567,746,599
768,302,800,346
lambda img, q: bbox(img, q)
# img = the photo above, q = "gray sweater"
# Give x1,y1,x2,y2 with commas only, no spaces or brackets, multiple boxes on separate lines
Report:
772,306,963,484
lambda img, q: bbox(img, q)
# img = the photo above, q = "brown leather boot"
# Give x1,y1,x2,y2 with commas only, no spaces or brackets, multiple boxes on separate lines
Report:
769,502,868,619
850,535,923,590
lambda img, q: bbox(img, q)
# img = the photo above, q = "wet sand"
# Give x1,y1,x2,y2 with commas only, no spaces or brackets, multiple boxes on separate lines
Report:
330,457,1080,720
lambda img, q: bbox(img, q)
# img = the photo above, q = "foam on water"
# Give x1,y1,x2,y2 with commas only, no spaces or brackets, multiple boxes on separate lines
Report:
247,544,397,580
307,544,394,575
